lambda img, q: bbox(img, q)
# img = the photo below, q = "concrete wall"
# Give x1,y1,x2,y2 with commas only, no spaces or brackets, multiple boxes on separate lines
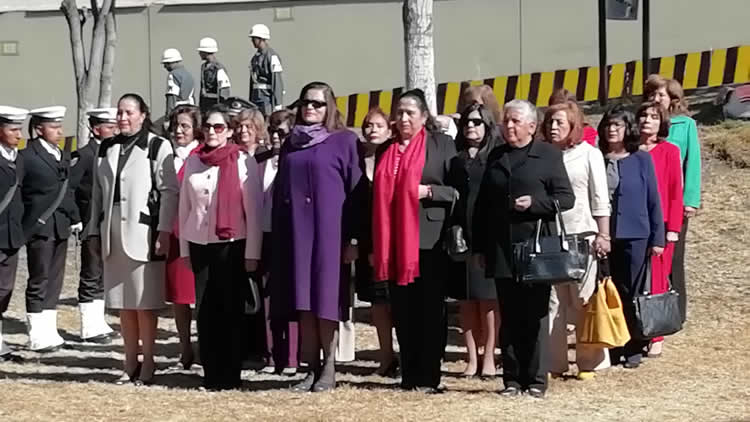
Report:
1,0,748,134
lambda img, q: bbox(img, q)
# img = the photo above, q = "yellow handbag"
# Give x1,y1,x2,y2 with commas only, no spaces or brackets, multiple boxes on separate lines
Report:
578,275,631,348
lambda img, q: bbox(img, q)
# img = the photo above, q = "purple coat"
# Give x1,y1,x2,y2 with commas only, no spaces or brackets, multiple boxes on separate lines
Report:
270,129,362,322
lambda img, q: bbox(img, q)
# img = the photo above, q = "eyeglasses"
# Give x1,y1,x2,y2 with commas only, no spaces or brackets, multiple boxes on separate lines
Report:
466,118,485,127
202,123,228,133
300,99,327,109
177,123,193,131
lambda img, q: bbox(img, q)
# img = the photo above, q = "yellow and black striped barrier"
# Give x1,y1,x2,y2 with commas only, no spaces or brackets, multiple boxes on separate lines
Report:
18,136,78,151
337,45,749,127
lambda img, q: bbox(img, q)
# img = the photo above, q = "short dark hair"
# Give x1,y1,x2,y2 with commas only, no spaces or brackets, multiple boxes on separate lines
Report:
394,89,439,133
204,104,233,127
168,104,202,142
598,104,640,154
296,81,345,132
636,101,671,138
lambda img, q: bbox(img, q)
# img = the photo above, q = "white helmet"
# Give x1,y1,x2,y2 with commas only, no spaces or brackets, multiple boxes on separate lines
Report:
197,37,219,53
161,48,183,63
248,24,271,40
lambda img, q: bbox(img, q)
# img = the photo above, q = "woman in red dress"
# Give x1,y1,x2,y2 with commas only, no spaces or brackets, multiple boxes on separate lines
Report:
166,105,201,369
637,102,683,357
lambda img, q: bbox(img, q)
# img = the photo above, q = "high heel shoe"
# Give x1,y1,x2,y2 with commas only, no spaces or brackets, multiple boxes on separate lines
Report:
115,362,141,385
135,365,156,386
374,359,399,377
290,372,316,393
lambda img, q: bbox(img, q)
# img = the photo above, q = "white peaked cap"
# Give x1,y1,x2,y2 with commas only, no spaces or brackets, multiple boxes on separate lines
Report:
29,106,66,122
86,107,117,123
0,106,29,123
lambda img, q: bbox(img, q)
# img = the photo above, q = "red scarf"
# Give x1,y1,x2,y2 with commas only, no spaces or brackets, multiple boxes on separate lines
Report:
372,127,427,285
196,142,242,240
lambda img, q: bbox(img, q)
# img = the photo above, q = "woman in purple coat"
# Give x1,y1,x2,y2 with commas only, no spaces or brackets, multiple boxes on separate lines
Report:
270,82,362,392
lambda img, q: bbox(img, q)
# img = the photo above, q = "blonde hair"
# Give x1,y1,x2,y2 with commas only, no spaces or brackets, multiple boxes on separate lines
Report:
231,108,268,144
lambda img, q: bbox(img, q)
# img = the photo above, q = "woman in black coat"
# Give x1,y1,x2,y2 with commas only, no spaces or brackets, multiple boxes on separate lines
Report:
473,99,574,398
450,102,502,377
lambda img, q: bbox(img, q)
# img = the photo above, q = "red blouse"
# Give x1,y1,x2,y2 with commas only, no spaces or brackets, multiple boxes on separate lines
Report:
647,141,684,233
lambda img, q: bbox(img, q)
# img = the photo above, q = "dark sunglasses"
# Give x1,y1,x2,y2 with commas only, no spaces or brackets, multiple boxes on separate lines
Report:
465,118,485,127
270,127,290,138
300,99,327,109
202,123,228,134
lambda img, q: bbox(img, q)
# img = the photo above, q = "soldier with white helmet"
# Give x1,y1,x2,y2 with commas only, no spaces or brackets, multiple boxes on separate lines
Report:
0,106,28,360
161,48,195,117
248,24,284,117
70,108,119,343
197,37,231,113
21,106,81,352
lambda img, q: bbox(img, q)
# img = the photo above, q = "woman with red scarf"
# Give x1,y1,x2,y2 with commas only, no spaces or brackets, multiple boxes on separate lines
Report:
372,89,459,393
178,105,263,390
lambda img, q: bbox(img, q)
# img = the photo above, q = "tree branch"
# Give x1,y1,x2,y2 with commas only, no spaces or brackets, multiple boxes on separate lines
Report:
99,3,117,107
61,0,87,95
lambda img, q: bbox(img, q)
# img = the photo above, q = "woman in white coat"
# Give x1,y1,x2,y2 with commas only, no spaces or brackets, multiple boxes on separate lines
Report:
88,93,179,385
542,101,612,380
179,105,262,390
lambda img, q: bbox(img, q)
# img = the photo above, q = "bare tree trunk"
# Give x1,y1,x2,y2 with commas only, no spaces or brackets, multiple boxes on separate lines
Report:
61,0,116,147
403,0,437,115
99,5,117,107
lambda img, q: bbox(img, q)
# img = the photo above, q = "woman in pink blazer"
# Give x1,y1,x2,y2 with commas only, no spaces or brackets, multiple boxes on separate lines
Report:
178,105,263,390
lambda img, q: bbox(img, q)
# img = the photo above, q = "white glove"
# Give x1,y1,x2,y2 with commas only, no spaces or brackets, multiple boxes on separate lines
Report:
70,222,83,234
273,105,283,111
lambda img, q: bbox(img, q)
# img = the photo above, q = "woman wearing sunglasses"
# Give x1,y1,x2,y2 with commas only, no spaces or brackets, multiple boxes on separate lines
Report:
269,82,362,392
178,105,263,390
451,103,502,379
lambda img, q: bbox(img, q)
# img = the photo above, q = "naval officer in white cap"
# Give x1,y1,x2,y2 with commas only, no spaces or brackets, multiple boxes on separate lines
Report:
0,106,28,360
70,108,118,343
20,106,81,352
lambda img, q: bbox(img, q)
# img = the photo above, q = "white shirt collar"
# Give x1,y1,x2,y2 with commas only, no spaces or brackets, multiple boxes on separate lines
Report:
0,143,17,162
175,140,198,161
39,138,61,161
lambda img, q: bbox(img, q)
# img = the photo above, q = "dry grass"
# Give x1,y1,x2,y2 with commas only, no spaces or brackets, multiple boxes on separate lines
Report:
2,124,750,421
701,120,750,167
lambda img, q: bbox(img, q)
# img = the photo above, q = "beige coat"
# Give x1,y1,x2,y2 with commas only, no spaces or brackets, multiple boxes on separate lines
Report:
87,131,179,262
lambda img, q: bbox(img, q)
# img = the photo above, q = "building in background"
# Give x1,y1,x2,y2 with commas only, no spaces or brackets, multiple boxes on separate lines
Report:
1,0,748,134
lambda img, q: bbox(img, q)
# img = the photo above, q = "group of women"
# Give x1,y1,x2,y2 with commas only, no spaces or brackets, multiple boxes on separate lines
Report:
87,73,700,396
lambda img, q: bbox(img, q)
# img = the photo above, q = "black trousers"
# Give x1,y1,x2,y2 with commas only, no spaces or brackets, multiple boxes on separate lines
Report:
390,249,447,389
609,238,651,364
498,281,550,391
26,236,68,313
78,235,104,303
190,240,246,390
0,249,20,316
671,219,689,323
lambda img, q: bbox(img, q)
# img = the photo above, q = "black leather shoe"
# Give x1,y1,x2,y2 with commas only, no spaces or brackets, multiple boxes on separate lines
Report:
527,387,545,399
499,386,521,397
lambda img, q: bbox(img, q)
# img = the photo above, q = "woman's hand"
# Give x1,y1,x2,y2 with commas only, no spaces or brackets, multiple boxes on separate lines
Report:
418,184,432,199
155,231,171,256
513,195,532,212
593,235,611,257
473,253,486,269
245,259,259,273
342,244,359,264
666,231,679,242
650,246,664,256
684,206,698,218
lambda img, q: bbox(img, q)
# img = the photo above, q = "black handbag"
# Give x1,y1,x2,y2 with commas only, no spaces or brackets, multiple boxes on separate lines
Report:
512,200,591,285
244,275,261,315
443,190,469,262
631,258,683,339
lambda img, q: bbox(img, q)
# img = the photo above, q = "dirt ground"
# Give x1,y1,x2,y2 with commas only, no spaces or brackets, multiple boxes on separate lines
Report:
1,124,749,422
